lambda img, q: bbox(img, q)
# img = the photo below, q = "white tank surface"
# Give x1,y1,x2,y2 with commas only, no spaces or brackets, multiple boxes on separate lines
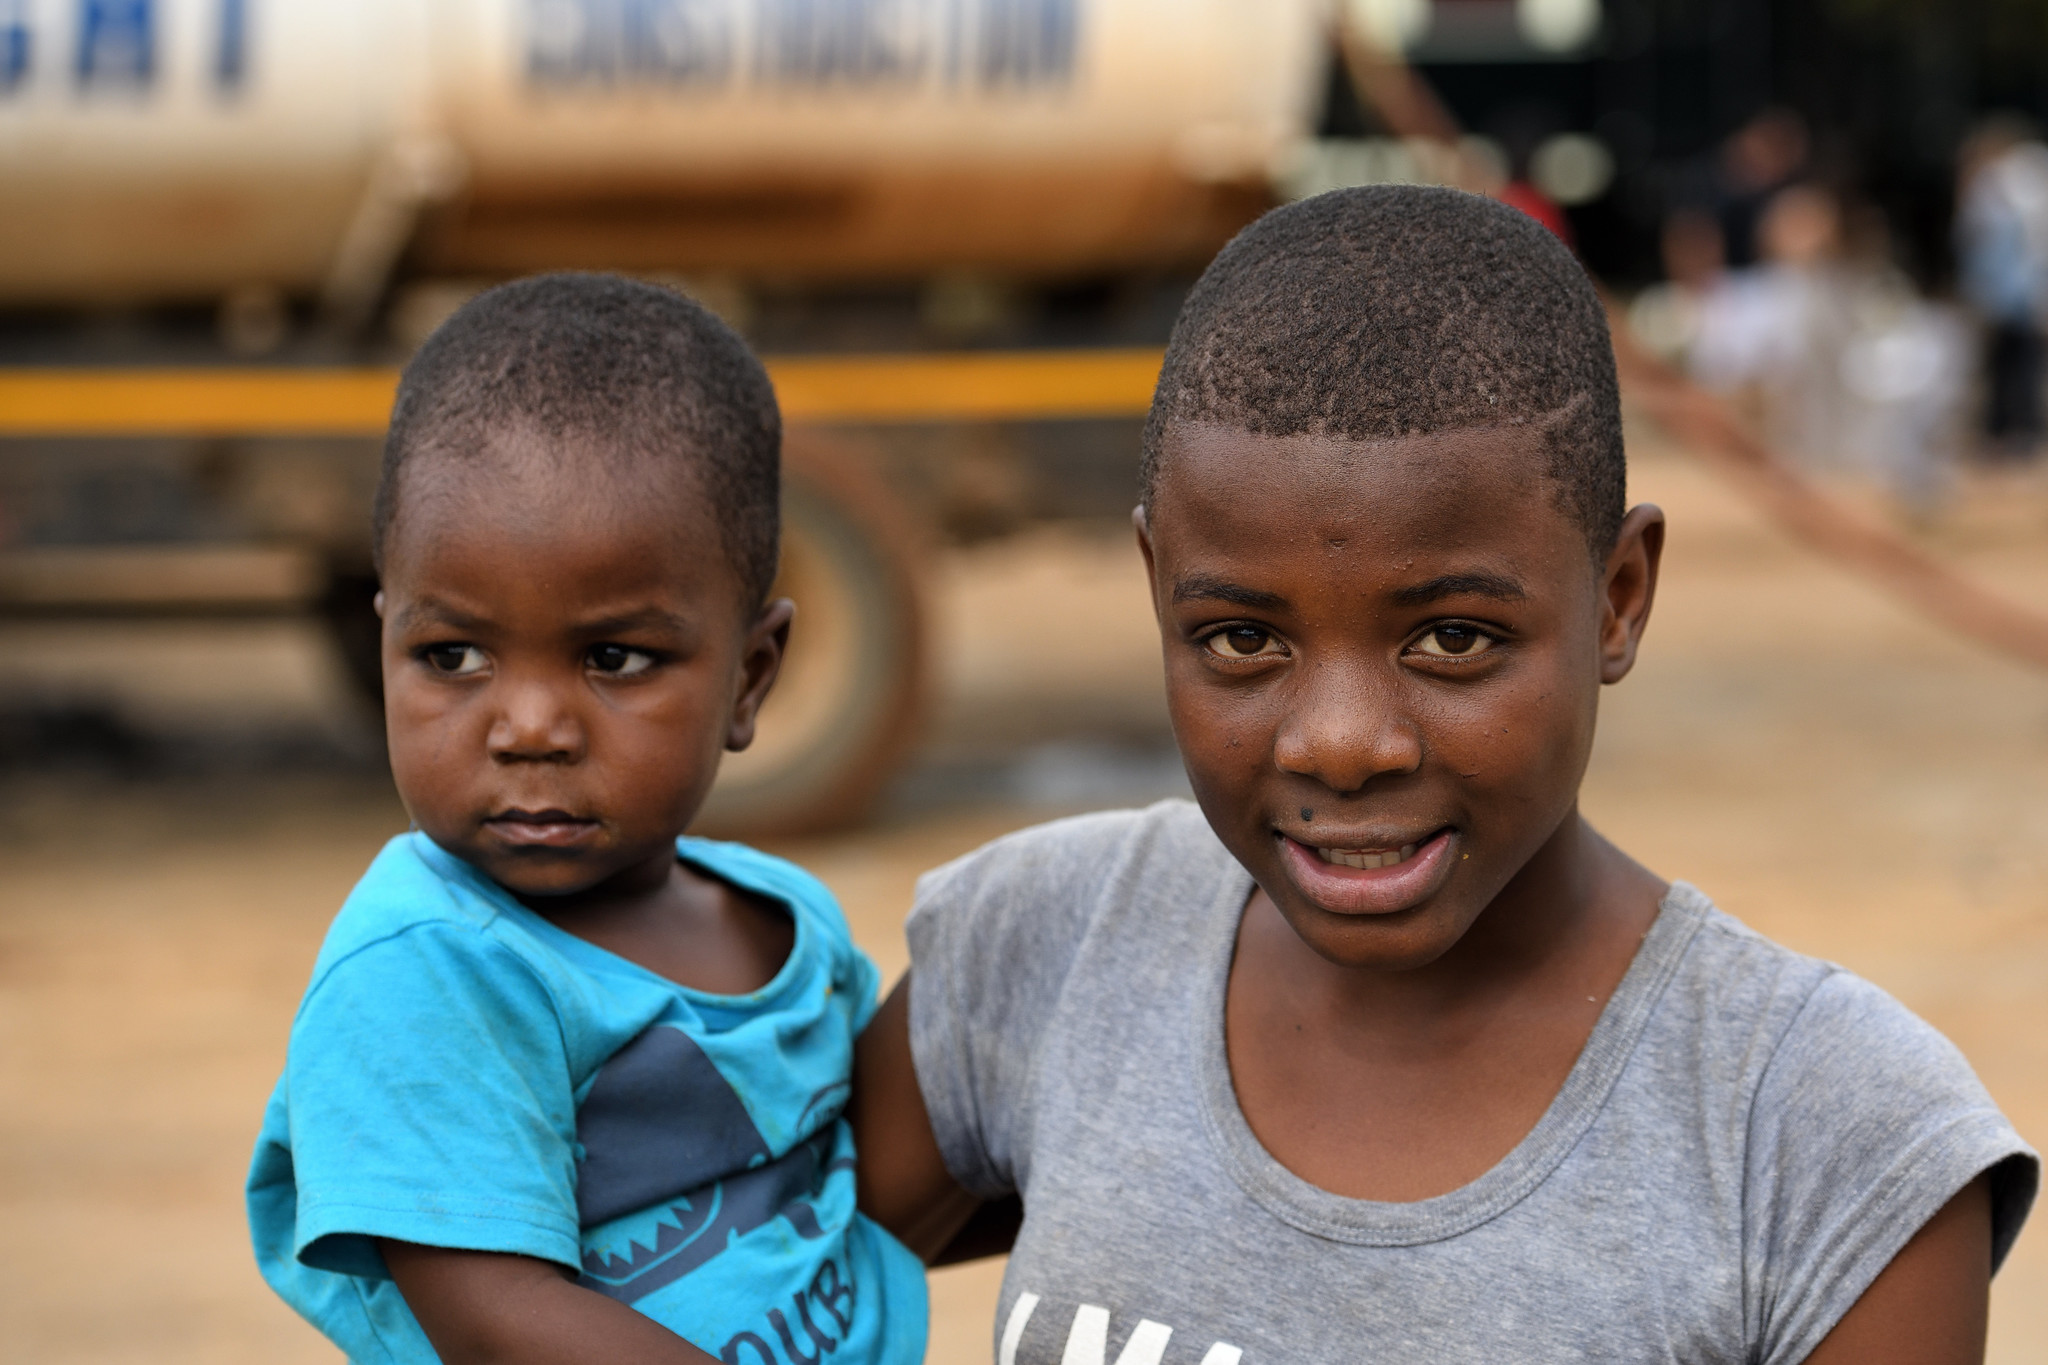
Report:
0,1,423,304
0,0,1331,306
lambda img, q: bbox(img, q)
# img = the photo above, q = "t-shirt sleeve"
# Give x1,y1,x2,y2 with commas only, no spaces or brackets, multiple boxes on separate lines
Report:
905,812,1140,1200
284,922,584,1278
1745,970,2038,1365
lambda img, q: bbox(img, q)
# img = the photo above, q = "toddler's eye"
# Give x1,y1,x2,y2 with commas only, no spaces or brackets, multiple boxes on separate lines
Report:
587,644,656,676
421,644,487,676
1413,624,1496,659
1204,626,1285,660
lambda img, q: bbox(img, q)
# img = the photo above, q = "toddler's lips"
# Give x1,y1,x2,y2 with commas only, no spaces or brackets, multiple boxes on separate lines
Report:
485,810,600,848
1276,827,1457,915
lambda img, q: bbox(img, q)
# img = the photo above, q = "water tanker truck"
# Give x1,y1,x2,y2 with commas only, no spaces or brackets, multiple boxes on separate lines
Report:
0,0,1334,829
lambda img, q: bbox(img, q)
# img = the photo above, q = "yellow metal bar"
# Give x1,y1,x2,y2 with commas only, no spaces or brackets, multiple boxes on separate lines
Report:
771,348,1164,422
0,369,400,436
0,348,1165,436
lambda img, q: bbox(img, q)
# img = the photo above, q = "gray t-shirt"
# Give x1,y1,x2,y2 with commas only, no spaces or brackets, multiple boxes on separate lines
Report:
907,801,2036,1365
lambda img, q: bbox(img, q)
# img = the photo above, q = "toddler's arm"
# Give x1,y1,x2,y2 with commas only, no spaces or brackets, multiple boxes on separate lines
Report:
849,973,993,1260
380,1241,720,1365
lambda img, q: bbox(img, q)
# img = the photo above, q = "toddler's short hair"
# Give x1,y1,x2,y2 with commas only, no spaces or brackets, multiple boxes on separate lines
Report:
1141,186,1625,558
373,273,781,605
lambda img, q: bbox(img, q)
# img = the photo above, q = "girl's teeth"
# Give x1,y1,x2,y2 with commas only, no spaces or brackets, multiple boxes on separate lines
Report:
1318,843,1417,869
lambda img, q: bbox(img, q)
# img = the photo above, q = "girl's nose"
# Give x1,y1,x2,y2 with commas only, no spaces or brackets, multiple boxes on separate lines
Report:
1271,668,1422,793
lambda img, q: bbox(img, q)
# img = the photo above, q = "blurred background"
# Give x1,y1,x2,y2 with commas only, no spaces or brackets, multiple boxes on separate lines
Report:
5,0,2048,1360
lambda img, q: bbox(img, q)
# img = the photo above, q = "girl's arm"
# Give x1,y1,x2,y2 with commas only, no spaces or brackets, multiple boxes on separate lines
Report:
379,1242,720,1365
848,972,996,1261
1802,1175,1992,1365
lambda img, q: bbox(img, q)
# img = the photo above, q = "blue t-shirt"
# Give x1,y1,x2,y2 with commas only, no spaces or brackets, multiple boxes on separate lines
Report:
247,831,927,1365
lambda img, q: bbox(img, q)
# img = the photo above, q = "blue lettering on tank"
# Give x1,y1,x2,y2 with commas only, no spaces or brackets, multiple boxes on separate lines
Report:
215,0,248,91
0,0,28,94
974,0,1074,87
525,0,1077,91
528,0,736,86
754,0,927,87
76,0,155,89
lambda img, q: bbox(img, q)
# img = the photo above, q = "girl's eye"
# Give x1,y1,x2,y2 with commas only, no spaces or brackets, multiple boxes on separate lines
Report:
588,644,656,676
1204,626,1285,660
1413,624,1497,659
421,644,487,676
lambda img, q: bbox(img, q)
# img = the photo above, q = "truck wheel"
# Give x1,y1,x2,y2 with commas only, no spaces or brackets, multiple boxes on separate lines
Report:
695,430,929,838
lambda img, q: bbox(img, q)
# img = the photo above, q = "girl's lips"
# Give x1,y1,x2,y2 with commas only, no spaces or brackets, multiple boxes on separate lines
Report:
1276,827,1458,915
484,813,601,849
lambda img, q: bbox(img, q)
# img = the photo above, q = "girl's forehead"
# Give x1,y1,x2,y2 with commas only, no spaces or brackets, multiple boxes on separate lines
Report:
1151,424,1574,560
1159,421,1549,492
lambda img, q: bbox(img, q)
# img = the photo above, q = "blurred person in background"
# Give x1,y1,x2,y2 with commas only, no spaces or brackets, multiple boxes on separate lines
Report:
1673,173,1968,514
1624,208,1725,364
1688,182,1852,465
1632,110,1816,391
1715,108,1812,269
1955,114,2048,461
1835,202,1972,515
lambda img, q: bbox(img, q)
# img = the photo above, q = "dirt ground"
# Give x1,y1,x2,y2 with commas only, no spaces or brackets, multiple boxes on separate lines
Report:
3,425,2047,1363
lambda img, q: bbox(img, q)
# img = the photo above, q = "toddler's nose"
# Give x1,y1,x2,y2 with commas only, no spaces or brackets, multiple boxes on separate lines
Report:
486,679,586,763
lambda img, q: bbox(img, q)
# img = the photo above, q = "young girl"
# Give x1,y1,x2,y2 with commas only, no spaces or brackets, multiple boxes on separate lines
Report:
851,187,2035,1364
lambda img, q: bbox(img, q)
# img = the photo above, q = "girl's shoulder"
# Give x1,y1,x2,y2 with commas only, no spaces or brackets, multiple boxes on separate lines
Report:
1648,886,1987,1125
1646,885,2036,1275
1659,885,1962,1092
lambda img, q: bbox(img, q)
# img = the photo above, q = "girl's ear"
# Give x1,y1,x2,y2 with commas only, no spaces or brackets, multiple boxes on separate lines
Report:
1133,503,1161,617
1599,504,1666,685
726,597,796,752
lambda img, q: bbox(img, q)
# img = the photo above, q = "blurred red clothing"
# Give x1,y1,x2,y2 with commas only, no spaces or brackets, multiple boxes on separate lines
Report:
1497,180,1574,245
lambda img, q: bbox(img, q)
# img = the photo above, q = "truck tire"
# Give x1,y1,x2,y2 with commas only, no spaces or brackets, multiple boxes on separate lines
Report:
694,430,929,838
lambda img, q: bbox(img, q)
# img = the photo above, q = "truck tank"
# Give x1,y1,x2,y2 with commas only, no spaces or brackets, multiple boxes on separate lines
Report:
0,0,1329,306
0,0,1333,832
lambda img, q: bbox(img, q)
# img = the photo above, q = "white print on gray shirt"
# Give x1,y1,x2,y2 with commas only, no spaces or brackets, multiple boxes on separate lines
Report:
998,1294,1241,1365
908,802,2038,1365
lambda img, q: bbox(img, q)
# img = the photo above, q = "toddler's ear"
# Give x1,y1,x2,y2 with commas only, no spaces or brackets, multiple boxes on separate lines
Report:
373,591,386,619
726,597,796,752
1599,504,1665,685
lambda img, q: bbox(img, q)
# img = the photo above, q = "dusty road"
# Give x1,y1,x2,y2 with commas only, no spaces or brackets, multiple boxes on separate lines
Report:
3,426,2046,1363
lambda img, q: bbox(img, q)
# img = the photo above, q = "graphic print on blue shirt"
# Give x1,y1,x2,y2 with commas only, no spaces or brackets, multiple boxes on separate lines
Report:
574,1023,855,1304
248,831,927,1364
